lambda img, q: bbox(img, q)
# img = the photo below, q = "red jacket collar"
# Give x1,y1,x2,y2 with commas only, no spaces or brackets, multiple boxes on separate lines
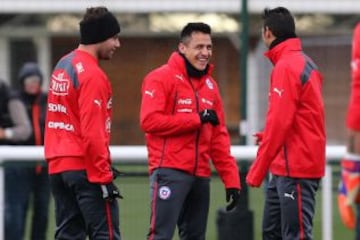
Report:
264,38,302,65
167,51,214,76
75,49,99,65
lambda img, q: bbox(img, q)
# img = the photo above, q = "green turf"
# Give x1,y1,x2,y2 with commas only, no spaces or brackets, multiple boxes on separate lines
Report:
24,166,355,239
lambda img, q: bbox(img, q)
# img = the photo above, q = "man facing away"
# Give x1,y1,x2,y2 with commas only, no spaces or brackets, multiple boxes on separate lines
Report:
44,6,122,240
140,22,241,240
338,22,360,239
246,7,326,240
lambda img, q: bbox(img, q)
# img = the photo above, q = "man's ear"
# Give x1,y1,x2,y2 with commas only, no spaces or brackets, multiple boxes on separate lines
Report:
263,26,269,38
178,42,185,54
264,26,274,39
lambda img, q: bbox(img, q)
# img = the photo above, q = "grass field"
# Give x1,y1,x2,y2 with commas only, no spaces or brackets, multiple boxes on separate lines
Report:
25,165,354,240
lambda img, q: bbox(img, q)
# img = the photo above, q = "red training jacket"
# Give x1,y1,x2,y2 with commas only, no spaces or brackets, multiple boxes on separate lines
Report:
347,23,360,130
44,49,113,184
246,38,326,187
140,52,240,189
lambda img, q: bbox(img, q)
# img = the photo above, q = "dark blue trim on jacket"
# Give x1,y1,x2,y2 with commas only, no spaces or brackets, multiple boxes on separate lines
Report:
300,55,318,86
54,52,79,88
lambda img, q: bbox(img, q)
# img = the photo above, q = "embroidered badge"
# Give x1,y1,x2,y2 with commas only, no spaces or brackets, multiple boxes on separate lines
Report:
206,78,214,90
159,186,171,200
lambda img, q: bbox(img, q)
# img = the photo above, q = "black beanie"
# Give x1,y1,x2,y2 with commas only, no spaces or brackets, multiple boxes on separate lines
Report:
80,11,120,44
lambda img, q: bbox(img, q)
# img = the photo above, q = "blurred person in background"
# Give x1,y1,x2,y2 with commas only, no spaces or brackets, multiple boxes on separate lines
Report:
140,22,241,240
0,80,31,144
0,80,32,239
5,62,50,240
44,6,122,240
246,7,325,240
338,22,360,239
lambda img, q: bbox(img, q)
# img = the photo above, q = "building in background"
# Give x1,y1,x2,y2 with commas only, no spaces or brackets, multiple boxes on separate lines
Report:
0,0,358,145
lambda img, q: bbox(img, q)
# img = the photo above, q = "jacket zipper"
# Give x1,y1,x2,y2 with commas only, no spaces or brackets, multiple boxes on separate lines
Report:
283,145,290,176
190,80,200,175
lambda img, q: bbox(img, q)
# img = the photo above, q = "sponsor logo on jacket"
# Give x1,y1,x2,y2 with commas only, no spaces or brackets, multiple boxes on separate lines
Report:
206,78,214,90
50,72,70,96
107,97,112,109
144,90,155,98
48,103,67,114
48,121,74,131
177,98,192,105
273,87,284,97
105,117,111,133
177,108,192,113
352,58,360,72
201,98,213,106
175,74,184,81
76,62,84,73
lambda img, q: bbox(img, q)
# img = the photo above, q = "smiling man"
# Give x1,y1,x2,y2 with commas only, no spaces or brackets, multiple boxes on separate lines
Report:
140,22,241,240
44,6,122,240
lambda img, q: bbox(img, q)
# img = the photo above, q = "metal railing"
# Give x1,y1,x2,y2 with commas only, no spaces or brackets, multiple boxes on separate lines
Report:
0,145,346,240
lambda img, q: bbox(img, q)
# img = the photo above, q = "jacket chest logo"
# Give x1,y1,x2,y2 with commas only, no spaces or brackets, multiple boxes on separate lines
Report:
176,98,193,113
206,78,213,90
177,98,192,105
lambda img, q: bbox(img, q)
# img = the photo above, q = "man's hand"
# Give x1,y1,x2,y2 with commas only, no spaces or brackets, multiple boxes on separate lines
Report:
199,109,219,126
226,188,240,211
253,132,263,145
101,183,123,201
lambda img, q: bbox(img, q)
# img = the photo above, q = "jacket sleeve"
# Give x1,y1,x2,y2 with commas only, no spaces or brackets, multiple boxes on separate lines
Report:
246,64,299,186
352,23,360,83
210,91,240,189
5,98,32,141
78,75,113,184
140,72,201,136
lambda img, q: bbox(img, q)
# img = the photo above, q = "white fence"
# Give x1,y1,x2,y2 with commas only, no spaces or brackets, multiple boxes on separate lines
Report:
0,145,346,240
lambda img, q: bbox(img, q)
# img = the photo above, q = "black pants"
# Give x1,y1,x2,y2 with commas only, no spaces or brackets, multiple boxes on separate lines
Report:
147,168,210,240
50,170,121,240
356,204,360,240
262,175,320,240
5,165,50,240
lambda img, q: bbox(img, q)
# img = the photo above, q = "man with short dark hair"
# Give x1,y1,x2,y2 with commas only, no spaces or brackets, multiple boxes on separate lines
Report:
44,6,122,240
140,22,241,240
246,7,326,240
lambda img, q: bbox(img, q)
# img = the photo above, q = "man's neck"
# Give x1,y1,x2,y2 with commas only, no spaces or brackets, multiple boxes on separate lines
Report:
78,44,98,60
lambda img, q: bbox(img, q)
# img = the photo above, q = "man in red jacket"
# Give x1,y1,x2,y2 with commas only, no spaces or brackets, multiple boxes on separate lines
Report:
44,6,122,240
337,22,360,237
246,7,325,240
140,22,241,240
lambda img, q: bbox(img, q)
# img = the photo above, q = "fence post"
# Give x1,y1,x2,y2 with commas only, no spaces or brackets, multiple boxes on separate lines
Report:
0,160,4,240
322,165,332,240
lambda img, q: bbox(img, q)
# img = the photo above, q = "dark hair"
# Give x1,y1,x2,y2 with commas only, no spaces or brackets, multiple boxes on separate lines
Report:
82,6,109,22
262,7,296,38
180,22,211,43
